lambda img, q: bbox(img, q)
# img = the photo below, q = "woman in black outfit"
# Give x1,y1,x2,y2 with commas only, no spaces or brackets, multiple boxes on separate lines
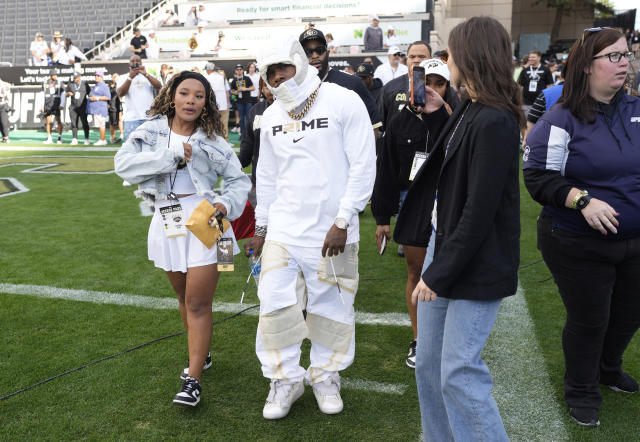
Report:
394,17,524,440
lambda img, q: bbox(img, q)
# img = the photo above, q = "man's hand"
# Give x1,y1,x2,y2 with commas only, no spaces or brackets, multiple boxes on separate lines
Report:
411,278,437,304
244,236,265,257
322,224,347,257
376,225,390,254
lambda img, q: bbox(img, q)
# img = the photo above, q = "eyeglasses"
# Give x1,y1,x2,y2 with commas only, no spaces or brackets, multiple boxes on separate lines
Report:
303,45,327,57
580,27,613,44
592,51,636,63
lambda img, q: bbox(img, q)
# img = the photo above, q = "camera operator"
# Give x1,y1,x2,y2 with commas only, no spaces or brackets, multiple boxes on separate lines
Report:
116,55,162,141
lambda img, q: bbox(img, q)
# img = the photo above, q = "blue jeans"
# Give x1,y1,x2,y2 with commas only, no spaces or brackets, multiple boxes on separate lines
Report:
235,102,252,136
416,236,507,441
123,119,146,142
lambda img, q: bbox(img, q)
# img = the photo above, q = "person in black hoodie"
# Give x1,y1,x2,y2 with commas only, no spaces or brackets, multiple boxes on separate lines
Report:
371,57,457,370
239,78,273,188
394,17,523,440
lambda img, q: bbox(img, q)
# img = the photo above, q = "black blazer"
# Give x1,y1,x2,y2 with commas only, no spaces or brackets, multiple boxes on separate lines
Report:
394,100,520,300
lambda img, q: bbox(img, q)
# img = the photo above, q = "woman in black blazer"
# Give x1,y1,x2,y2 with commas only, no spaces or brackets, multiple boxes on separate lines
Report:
394,17,524,441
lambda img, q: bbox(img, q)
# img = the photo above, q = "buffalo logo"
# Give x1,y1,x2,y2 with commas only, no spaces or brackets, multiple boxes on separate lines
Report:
395,92,407,102
304,29,319,38
357,65,366,73
425,61,441,68
272,117,329,136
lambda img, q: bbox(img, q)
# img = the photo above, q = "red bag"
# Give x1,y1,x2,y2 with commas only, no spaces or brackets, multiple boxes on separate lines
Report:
230,201,255,240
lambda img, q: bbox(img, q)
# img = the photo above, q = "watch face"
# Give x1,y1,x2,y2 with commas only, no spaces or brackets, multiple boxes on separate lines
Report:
577,195,591,210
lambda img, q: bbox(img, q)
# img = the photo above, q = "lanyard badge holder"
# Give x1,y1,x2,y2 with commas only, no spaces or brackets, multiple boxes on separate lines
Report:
162,125,195,238
409,133,430,182
528,66,540,92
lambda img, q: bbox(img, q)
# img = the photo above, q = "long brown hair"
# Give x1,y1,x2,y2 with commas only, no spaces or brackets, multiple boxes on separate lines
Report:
448,17,525,128
561,28,625,123
148,71,226,139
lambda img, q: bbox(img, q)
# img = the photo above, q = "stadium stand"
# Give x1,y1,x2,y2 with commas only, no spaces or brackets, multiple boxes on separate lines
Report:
0,0,163,65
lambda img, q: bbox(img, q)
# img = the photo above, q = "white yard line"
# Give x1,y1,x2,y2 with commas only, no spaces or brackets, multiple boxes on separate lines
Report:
0,283,411,327
489,283,568,441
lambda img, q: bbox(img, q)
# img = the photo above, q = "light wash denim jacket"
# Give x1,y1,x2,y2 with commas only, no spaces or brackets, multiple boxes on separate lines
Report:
114,115,251,220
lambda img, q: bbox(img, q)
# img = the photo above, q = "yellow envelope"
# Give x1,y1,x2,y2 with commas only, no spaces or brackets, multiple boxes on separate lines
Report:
185,199,230,249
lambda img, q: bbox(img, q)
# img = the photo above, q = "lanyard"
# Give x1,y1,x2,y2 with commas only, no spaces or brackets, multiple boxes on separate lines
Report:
166,121,195,200
444,102,471,157
528,65,540,80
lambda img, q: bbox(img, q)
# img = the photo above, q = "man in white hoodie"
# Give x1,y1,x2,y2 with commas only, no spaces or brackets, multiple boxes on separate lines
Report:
244,36,376,420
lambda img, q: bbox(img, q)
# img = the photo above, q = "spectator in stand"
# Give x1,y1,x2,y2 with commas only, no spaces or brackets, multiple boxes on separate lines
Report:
160,9,179,27
229,64,255,137
356,62,383,103
87,71,111,146
116,55,162,141
631,30,640,56
364,16,384,51
204,62,230,140
65,72,91,145
130,28,148,59
246,62,261,105
30,32,49,66
42,71,64,144
108,73,122,143
239,78,273,188
518,50,554,112
160,63,173,86
214,31,225,54
192,23,209,55
300,28,382,137
326,33,339,54
146,31,160,59
374,46,408,85
0,78,12,143
198,4,210,23
185,6,198,27
54,38,88,66
385,27,399,48
50,31,64,62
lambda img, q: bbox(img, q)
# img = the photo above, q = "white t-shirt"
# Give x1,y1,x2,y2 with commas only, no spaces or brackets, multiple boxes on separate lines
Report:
166,130,198,195
146,38,160,59
255,82,376,247
385,34,400,47
248,72,260,98
53,45,86,65
374,62,408,85
30,40,49,66
116,73,156,121
206,72,229,111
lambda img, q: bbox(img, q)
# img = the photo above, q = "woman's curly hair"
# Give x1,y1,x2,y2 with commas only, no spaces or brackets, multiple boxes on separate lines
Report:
147,71,226,139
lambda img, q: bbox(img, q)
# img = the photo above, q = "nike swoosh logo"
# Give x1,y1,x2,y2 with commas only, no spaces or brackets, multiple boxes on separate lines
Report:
293,137,304,143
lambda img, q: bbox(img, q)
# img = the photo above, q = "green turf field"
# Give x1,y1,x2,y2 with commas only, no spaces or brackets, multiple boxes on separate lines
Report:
0,143,638,441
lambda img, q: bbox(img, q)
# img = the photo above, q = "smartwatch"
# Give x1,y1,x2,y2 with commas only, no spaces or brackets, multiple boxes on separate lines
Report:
576,194,592,210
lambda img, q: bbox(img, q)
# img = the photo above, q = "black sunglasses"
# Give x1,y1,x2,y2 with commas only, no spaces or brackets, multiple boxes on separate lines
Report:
580,27,613,44
304,45,327,57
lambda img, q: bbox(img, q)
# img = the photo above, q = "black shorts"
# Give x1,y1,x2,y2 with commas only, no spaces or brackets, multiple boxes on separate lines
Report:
108,110,119,126
43,99,61,117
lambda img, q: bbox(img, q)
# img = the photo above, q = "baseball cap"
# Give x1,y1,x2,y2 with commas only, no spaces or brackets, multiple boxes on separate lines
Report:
205,62,216,70
95,70,104,77
387,46,402,55
420,58,450,81
133,27,140,33
74,72,82,78
356,62,374,77
372,15,380,21
299,28,327,46
235,63,244,69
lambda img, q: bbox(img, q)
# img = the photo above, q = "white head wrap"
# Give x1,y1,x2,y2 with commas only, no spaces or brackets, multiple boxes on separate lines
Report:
257,36,321,112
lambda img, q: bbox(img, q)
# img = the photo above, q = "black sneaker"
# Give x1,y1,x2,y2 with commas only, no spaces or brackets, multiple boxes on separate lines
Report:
406,340,417,368
601,371,639,393
569,408,600,427
180,352,212,380
173,376,201,407
397,244,405,257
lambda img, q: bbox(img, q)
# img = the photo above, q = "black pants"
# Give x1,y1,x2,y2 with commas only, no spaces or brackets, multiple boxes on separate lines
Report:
69,106,89,139
538,213,640,409
0,104,9,138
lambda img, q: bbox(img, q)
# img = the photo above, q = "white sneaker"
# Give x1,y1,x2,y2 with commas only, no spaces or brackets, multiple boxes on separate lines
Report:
70,138,78,145
93,139,107,146
312,373,343,414
84,139,90,145
43,137,53,144
56,138,62,144
262,380,304,420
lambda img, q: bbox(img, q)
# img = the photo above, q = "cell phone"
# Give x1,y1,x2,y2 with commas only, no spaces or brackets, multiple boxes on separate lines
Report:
130,62,140,69
410,66,426,108
379,235,387,255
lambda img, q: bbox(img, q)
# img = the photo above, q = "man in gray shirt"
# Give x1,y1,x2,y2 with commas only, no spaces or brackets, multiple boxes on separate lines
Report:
364,16,383,51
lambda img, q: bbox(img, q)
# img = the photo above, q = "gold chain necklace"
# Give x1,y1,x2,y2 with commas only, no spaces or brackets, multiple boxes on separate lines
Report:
287,84,321,120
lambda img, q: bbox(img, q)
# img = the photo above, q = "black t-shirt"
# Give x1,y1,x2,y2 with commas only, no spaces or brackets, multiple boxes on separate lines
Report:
518,65,554,105
324,68,381,129
130,35,148,58
633,33,640,44
230,75,254,103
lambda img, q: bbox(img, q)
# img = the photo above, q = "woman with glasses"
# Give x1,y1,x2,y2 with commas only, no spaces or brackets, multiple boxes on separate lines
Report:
524,27,639,427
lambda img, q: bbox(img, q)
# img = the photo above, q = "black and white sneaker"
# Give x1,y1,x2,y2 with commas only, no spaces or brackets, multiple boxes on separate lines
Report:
569,407,600,427
180,352,212,380
173,376,202,407
406,340,417,368
600,371,639,394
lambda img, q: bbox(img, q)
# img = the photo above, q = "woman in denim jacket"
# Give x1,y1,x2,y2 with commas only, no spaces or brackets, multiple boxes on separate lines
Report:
115,71,251,407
